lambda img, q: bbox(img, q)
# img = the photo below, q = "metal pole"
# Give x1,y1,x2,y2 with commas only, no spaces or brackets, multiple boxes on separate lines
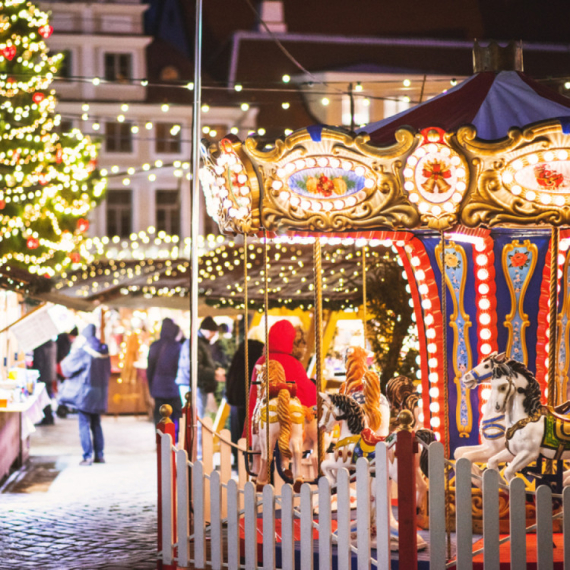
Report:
190,0,203,463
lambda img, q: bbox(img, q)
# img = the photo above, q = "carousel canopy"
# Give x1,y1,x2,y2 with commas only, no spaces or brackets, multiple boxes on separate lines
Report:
359,71,570,146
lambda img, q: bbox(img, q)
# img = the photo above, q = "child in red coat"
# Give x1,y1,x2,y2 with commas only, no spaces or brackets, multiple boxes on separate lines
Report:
245,320,316,440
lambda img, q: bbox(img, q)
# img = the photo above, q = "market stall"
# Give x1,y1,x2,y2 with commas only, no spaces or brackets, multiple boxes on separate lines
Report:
0,376,49,480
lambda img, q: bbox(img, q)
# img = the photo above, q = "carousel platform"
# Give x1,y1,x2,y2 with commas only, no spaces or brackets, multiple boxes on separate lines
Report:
238,516,565,569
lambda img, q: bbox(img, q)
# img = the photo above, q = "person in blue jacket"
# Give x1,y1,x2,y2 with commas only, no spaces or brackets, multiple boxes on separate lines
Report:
61,324,111,466
147,318,182,426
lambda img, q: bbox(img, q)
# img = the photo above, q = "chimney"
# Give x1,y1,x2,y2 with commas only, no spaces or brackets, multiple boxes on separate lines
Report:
472,40,523,73
258,1,287,33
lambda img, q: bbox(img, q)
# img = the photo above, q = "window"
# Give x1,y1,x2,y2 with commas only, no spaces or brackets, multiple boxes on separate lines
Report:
156,190,180,235
160,65,180,82
341,95,370,127
104,53,132,83
105,122,132,153
54,50,72,80
106,190,132,238
155,123,181,154
383,98,410,120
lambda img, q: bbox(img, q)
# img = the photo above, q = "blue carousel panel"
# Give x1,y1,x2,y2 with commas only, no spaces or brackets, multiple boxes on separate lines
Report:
287,168,365,199
420,236,480,452
492,229,550,374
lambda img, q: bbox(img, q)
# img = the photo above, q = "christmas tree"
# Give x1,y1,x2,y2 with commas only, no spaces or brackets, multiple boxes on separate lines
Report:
0,0,106,277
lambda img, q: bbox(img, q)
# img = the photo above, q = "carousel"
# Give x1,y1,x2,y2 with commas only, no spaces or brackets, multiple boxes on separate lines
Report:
191,42,570,567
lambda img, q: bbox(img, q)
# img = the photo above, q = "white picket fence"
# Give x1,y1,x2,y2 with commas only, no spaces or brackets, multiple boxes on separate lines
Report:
158,426,570,570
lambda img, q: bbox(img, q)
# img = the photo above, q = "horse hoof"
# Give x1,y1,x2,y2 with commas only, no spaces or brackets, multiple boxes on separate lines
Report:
283,469,293,481
256,482,265,492
293,479,303,493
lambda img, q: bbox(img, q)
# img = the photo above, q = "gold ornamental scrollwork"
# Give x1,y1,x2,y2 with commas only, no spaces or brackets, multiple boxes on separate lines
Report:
201,137,261,235
244,127,419,232
458,121,570,227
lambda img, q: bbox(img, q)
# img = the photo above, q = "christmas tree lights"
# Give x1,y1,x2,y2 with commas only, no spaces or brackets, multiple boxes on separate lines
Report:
0,0,106,277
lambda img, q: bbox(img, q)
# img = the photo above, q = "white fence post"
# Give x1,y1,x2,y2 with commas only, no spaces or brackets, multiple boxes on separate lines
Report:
263,485,276,570
210,470,222,570
244,481,258,570
337,467,351,570
220,428,232,518
301,483,314,570
227,479,240,570
238,437,247,510
356,458,370,570
374,442,390,570
536,485,553,570
160,432,173,566
509,477,526,570
564,486,570,569
281,484,295,570
455,457,472,570
482,468,500,570
318,477,332,570
193,461,206,569
429,441,446,570
176,449,190,567
202,417,214,522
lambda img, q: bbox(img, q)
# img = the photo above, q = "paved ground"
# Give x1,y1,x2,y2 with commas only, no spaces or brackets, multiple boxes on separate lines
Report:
0,414,158,570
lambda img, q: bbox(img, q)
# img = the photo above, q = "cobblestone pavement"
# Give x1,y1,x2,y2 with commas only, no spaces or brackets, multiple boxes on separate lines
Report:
0,415,158,569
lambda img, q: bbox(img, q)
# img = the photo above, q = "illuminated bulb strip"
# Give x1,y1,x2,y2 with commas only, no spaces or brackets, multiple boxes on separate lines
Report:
535,230,569,401
405,237,446,438
472,235,498,429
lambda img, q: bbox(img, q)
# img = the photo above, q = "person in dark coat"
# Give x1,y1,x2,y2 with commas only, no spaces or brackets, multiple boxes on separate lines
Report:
225,325,264,465
176,316,225,458
147,318,182,426
32,339,57,425
61,324,111,466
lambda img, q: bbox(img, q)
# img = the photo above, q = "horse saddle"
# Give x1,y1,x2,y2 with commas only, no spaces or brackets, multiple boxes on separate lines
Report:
542,413,570,459
358,428,386,453
268,382,297,399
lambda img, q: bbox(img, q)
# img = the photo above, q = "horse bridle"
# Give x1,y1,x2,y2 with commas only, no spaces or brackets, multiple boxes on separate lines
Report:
472,356,517,414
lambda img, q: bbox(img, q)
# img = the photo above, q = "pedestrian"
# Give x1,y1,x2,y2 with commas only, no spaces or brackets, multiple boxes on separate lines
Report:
176,316,226,457
31,339,57,425
60,324,111,466
55,327,78,418
225,325,264,465
245,319,317,440
147,318,182,426
211,323,234,371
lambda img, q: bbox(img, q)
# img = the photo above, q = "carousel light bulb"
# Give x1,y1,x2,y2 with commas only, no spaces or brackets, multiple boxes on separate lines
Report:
321,97,330,106
430,417,441,428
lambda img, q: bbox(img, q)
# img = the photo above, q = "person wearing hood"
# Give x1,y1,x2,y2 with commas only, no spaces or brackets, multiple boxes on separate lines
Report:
147,318,183,426
226,325,264,465
60,324,111,466
246,320,316,440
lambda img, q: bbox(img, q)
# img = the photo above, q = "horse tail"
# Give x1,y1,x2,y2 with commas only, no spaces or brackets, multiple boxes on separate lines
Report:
416,428,437,478
343,346,368,395
277,389,292,460
363,370,382,432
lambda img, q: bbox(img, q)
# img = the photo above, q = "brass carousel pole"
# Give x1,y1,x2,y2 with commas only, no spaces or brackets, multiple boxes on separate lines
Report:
549,226,559,408
313,237,325,476
243,234,250,478
362,245,368,347
263,230,271,485
440,230,452,559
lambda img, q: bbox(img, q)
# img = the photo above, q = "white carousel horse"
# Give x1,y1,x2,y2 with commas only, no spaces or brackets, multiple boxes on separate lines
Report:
454,352,512,476
319,392,430,551
463,353,570,484
251,361,318,489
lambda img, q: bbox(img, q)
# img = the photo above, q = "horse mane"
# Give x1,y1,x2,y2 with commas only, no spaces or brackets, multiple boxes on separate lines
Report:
506,359,543,416
328,393,365,434
340,346,368,395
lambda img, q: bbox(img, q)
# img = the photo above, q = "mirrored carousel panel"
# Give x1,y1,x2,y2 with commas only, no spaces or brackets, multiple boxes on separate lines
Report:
202,120,570,235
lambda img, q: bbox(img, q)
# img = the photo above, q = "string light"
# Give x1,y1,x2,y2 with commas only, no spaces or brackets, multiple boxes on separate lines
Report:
0,0,105,274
